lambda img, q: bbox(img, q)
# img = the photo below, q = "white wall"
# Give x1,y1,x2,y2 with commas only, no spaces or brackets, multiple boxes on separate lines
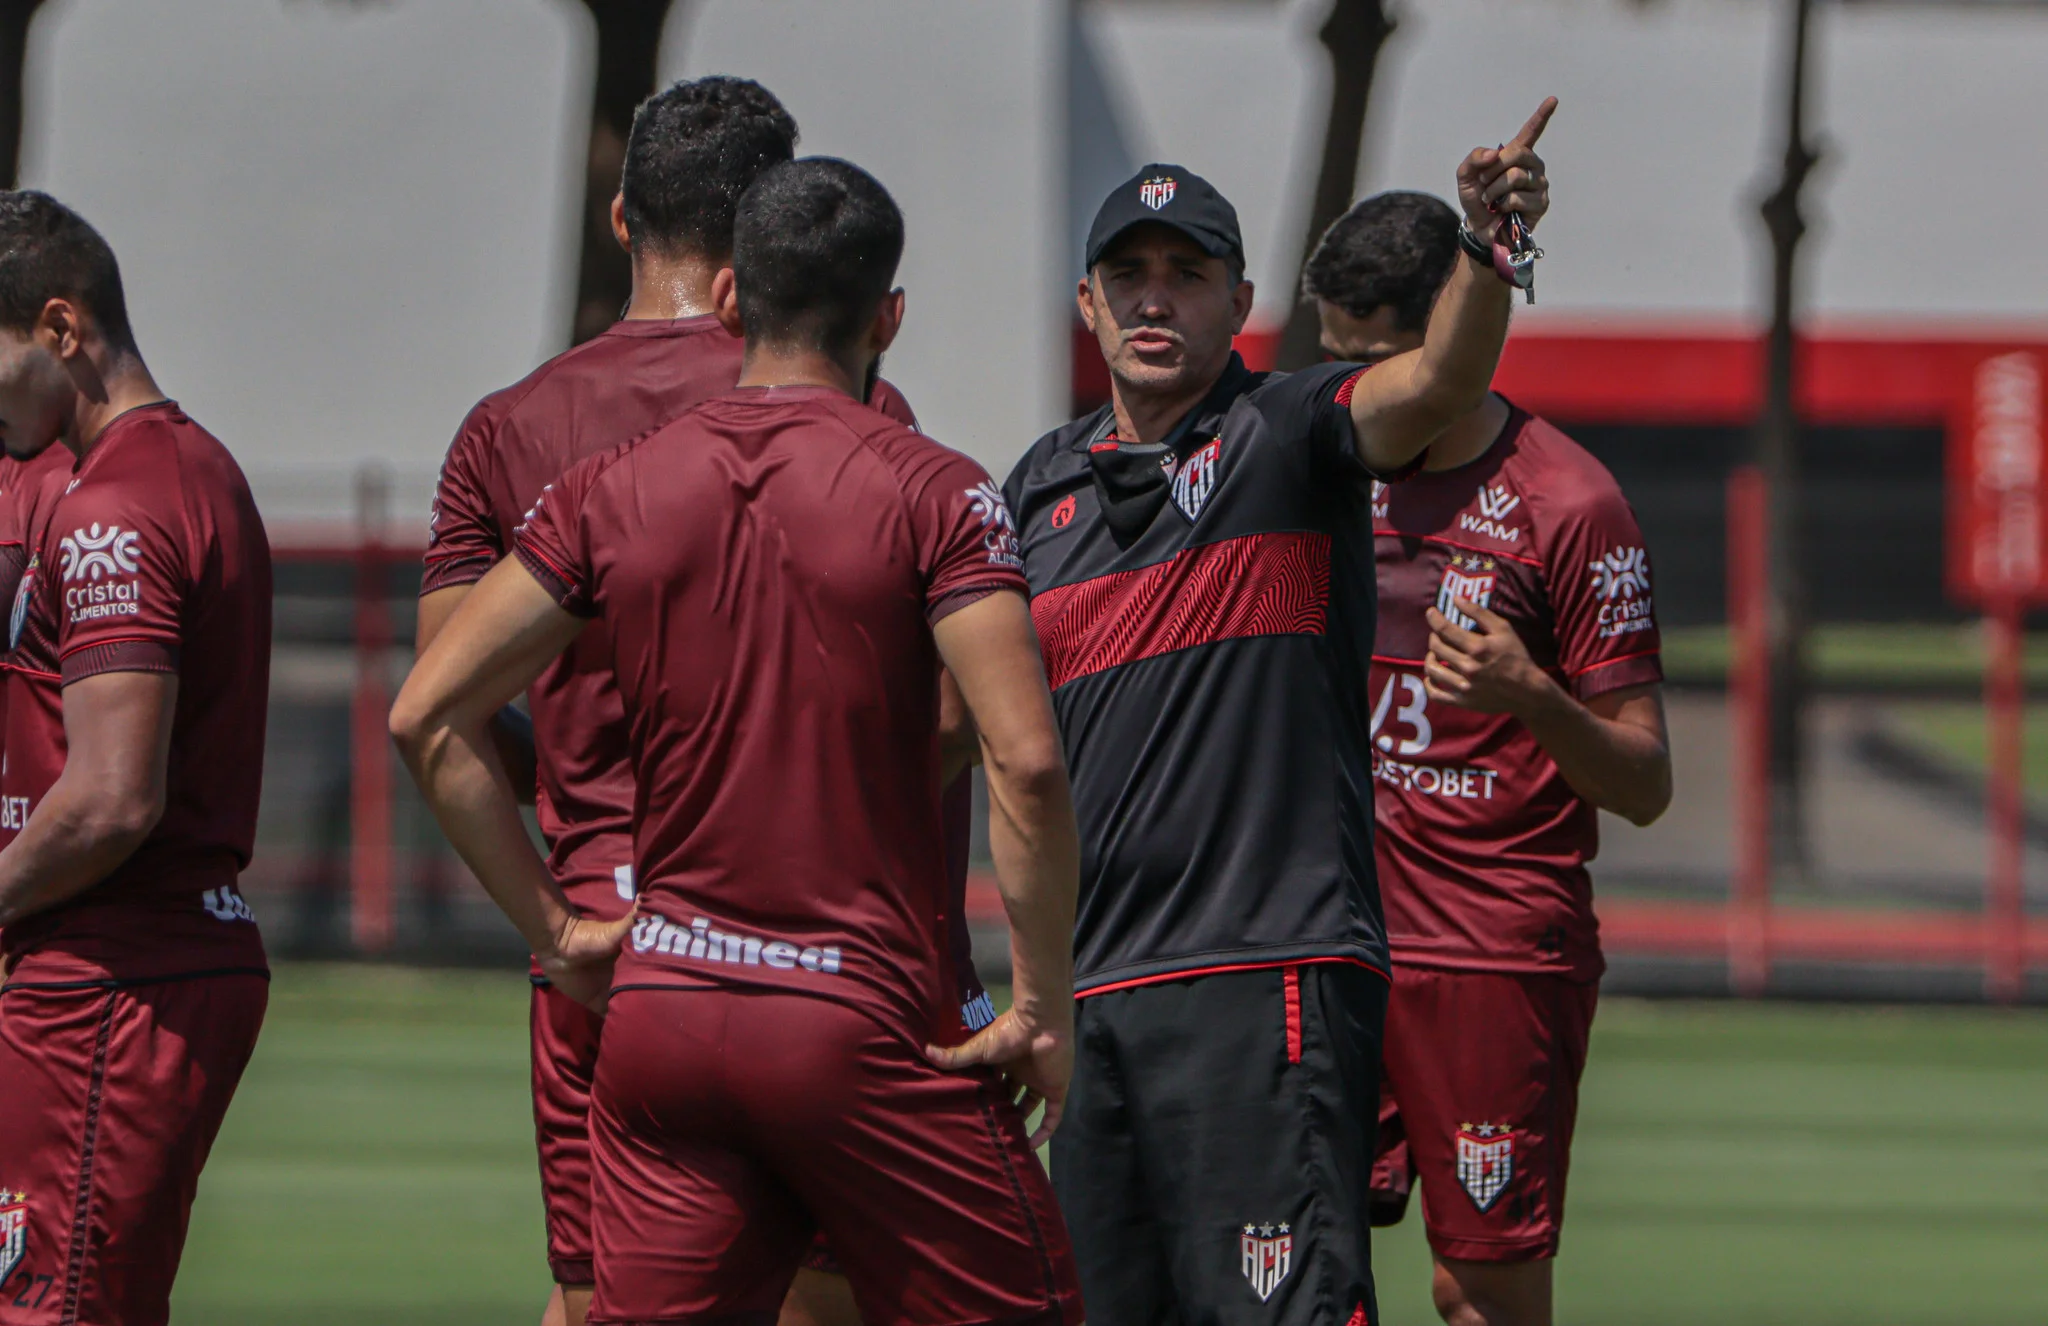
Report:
23,0,586,528
1086,0,2048,332
15,0,2045,525
672,0,1068,477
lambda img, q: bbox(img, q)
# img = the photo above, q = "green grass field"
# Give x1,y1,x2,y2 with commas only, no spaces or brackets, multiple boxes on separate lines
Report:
172,966,2048,1326
1660,622,2048,688
1892,699,2048,798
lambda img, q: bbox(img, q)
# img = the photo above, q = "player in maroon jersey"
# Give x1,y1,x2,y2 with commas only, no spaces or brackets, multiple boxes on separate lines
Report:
417,77,949,1326
1304,191,1672,1326
0,192,273,1326
393,157,1081,1326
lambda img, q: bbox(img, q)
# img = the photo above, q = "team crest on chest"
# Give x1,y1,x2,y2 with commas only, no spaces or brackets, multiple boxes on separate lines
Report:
1172,437,1222,522
0,1187,26,1285
1455,1124,1515,1211
1239,1222,1293,1301
1436,551,1497,630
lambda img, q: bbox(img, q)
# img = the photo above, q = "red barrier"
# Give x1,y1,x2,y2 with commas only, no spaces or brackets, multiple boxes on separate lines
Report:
1727,466,1772,995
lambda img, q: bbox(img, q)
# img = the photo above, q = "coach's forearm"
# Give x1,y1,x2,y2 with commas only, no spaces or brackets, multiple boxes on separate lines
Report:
982,738,1079,1026
1514,682,1671,826
1414,255,1512,421
399,715,578,957
1352,255,1512,471
0,772,155,928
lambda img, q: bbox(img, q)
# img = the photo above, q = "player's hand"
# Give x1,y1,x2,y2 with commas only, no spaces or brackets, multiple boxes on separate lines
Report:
926,1007,1075,1149
1456,97,1555,237
1424,600,1554,715
535,907,636,1015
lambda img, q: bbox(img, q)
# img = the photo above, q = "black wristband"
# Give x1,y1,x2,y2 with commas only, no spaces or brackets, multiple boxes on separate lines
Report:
1457,223,1493,264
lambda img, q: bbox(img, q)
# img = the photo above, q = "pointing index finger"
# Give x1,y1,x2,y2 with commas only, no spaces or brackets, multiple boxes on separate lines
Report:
1509,96,1559,149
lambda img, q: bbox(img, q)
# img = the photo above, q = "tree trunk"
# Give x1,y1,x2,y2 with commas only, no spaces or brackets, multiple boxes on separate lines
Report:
1275,0,1396,371
1754,0,1819,877
0,1,47,187
571,0,677,344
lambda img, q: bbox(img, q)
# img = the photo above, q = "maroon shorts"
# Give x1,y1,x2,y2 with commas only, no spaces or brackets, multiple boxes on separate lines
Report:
0,973,266,1326
1370,965,1596,1263
531,980,604,1286
586,987,1082,1326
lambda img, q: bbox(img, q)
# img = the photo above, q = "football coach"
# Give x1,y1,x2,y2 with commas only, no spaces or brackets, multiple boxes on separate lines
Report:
989,99,1556,1325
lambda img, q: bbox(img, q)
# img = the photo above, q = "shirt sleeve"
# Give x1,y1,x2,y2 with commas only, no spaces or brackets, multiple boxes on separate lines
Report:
1546,485,1664,701
903,444,1030,624
511,450,610,618
1256,361,1418,484
53,474,191,685
868,378,921,432
421,402,503,595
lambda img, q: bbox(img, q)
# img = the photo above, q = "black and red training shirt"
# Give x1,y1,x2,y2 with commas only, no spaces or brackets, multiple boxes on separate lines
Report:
1003,353,1396,996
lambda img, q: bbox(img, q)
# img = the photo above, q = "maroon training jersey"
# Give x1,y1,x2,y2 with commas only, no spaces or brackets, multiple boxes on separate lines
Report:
515,385,1026,1043
0,403,272,984
422,316,918,922
1371,405,1660,980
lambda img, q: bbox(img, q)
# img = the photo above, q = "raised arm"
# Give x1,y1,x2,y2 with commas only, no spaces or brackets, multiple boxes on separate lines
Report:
0,671,175,928
924,590,1078,1147
1349,97,1556,473
391,558,626,1007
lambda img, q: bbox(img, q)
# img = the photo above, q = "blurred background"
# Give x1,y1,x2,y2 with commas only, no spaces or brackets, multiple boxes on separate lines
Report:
8,0,2046,1321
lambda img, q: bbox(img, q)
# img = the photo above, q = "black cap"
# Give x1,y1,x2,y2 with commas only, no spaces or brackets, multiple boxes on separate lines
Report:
1085,164,1244,272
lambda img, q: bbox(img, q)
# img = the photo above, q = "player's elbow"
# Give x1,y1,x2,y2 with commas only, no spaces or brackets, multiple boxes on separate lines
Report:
983,730,1070,804
90,782,165,849
387,688,444,770
1614,759,1673,827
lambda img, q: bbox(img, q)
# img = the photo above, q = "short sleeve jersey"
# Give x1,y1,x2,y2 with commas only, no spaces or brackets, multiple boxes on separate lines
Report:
0,404,273,984
1002,353,1396,995
515,386,1026,1043
1371,405,1662,979
421,315,922,921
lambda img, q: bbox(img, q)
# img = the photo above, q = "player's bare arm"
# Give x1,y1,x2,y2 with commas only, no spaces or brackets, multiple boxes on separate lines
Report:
0,670,175,929
924,589,1078,1148
1424,599,1672,825
416,583,540,798
1347,98,1556,474
938,666,982,782
391,559,632,1008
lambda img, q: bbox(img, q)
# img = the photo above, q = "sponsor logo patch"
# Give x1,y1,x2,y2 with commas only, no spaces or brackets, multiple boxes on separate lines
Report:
1240,1223,1293,1301
0,1187,26,1285
966,481,1023,568
1172,437,1222,522
202,886,255,923
1589,546,1655,638
1435,551,1497,630
631,912,843,976
1051,493,1076,530
1458,484,1524,542
1455,1123,1515,1211
1139,175,1177,210
58,523,139,583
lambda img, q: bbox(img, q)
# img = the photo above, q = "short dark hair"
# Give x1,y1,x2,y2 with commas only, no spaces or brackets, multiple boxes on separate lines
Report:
733,158,903,356
1301,191,1460,332
0,191,135,349
620,76,799,257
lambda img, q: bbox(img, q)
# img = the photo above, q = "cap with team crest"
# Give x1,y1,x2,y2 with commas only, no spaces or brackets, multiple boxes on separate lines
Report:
1085,164,1245,271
